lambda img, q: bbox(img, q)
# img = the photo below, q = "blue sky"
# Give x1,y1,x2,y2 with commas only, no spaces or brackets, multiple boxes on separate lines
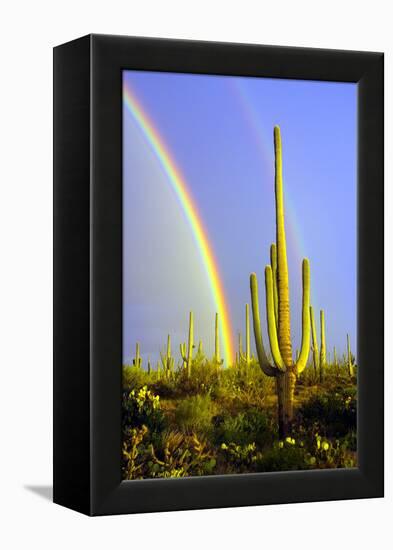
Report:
123,70,357,367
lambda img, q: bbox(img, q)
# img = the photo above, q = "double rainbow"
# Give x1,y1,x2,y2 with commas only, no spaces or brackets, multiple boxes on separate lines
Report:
123,81,235,365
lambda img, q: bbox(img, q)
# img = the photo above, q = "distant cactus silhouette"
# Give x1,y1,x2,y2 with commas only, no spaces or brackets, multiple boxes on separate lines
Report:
160,334,174,379
180,311,194,378
334,346,338,368
213,312,224,366
239,304,251,367
309,306,326,382
195,340,205,363
250,126,311,437
132,342,142,369
319,310,326,382
347,333,354,376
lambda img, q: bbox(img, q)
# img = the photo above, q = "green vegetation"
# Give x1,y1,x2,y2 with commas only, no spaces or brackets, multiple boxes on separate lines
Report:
122,358,357,479
122,126,357,480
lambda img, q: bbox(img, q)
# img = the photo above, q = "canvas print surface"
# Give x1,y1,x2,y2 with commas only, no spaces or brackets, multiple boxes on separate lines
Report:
122,70,357,480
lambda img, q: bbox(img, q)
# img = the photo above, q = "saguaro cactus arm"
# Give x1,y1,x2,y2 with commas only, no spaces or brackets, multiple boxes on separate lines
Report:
294,259,311,374
265,265,286,371
310,305,319,370
270,244,279,327
180,343,187,362
250,272,281,377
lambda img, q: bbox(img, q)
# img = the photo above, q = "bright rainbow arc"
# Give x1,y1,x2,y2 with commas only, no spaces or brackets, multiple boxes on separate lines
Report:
123,81,235,365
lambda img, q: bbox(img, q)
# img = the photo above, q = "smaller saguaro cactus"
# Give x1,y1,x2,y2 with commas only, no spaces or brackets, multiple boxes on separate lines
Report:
156,361,161,380
213,313,224,367
180,311,194,378
160,334,174,379
239,304,251,367
334,346,338,367
309,306,319,377
147,358,152,375
270,244,279,327
319,310,326,382
132,342,142,369
347,333,354,377
238,332,243,363
195,340,205,363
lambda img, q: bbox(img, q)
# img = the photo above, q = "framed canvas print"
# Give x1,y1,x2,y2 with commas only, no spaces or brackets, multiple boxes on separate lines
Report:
53,34,384,516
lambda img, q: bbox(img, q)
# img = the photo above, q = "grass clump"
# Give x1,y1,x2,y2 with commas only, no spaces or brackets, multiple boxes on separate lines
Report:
213,408,275,447
174,394,215,435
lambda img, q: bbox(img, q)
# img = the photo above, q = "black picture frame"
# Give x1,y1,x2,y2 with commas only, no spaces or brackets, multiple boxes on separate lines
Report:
53,34,384,516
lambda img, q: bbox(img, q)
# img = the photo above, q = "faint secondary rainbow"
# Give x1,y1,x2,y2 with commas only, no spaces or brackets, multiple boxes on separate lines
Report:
123,81,235,365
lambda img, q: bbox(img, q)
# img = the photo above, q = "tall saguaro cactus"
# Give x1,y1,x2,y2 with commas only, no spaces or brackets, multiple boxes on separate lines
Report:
180,311,194,378
250,126,311,437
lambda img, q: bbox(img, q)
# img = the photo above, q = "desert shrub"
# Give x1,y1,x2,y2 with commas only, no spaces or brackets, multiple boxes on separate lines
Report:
299,362,355,387
256,439,309,472
150,376,179,399
298,385,356,437
213,408,275,447
123,365,150,390
174,394,215,434
298,364,318,386
219,442,261,472
122,386,166,434
309,433,356,468
149,431,216,478
122,425,149,480
339,430,357,453
174,360,220,397
122,427,217,479
214,360,275,407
